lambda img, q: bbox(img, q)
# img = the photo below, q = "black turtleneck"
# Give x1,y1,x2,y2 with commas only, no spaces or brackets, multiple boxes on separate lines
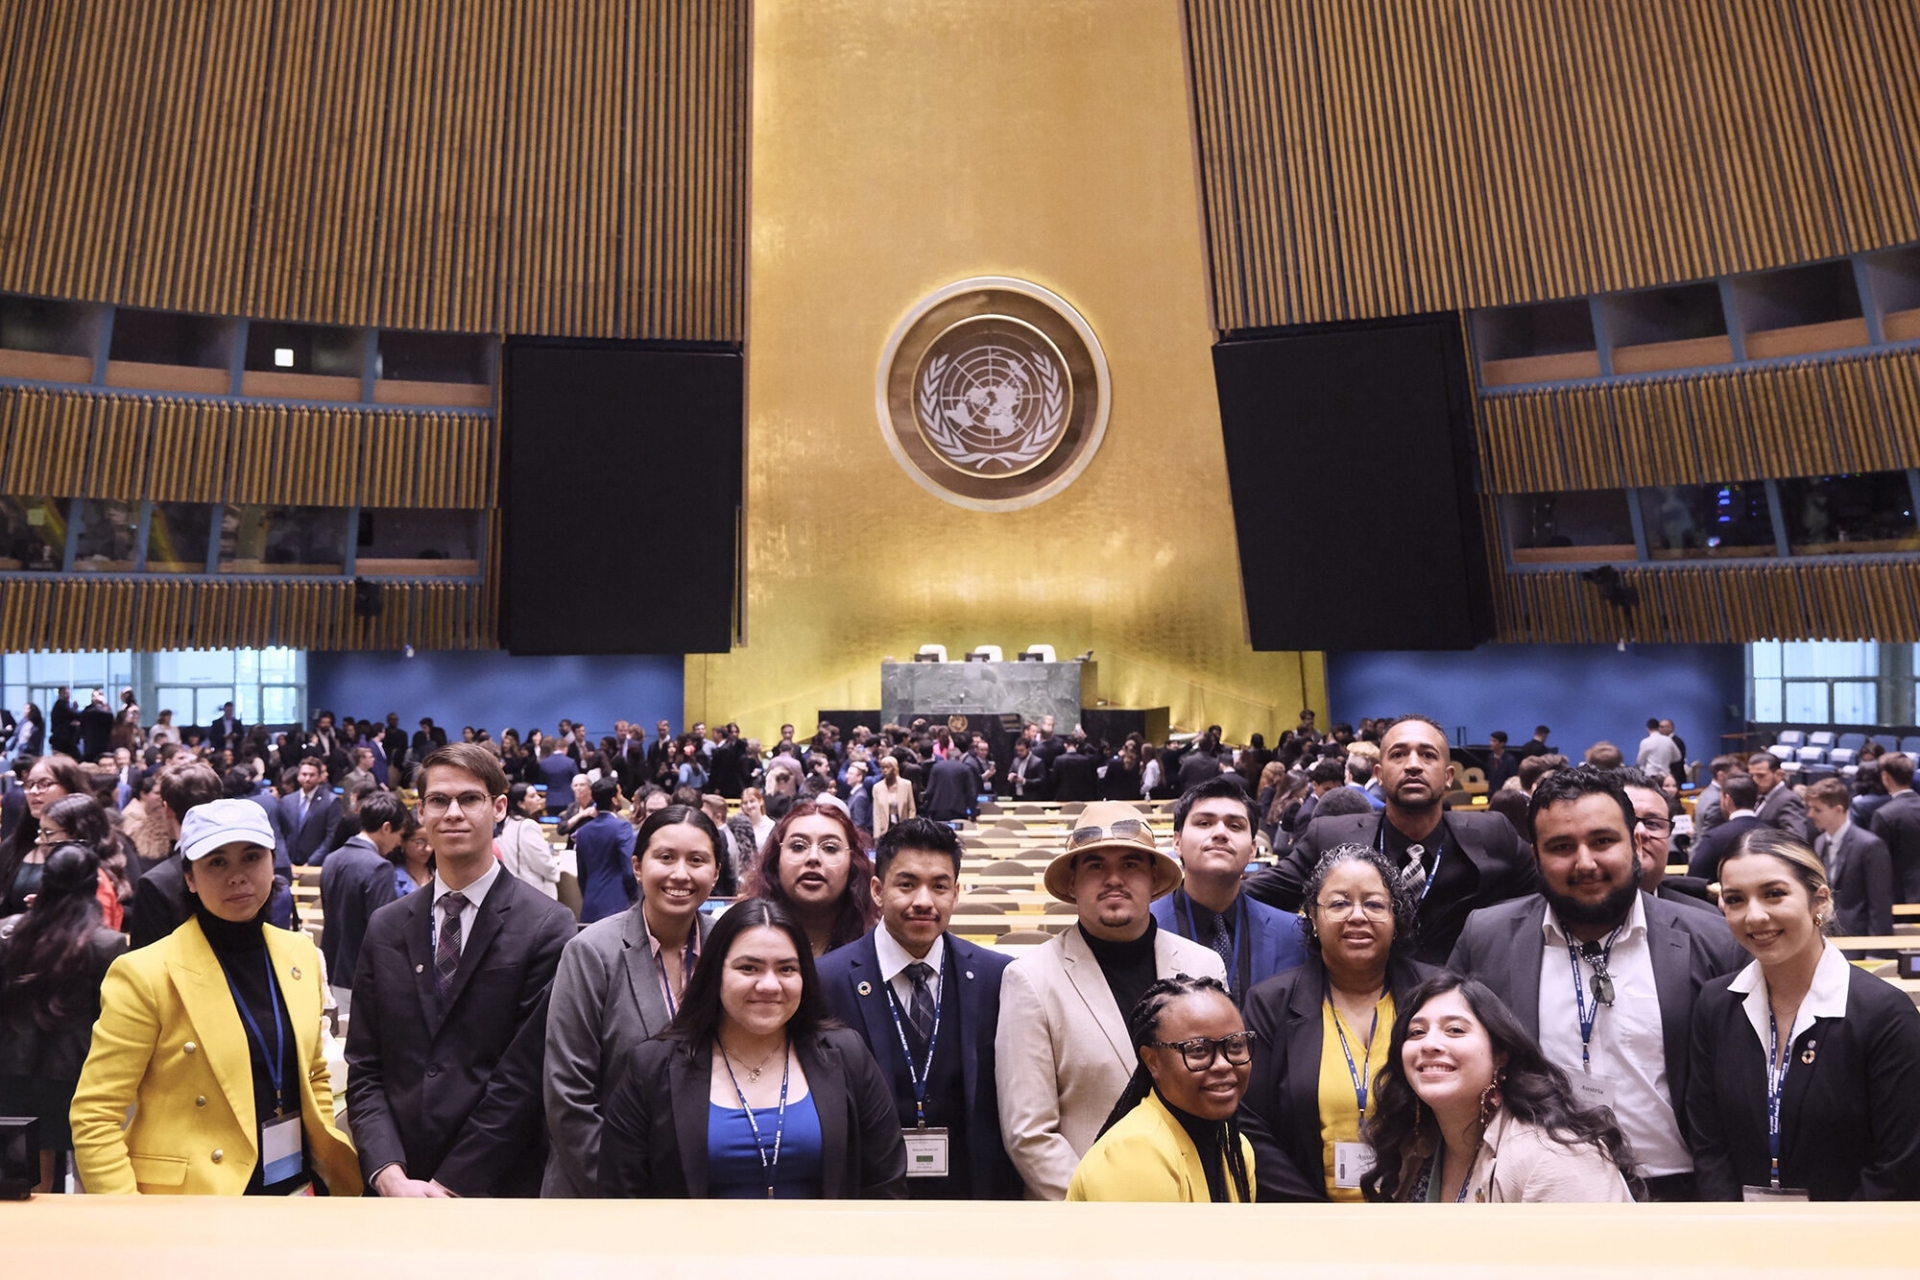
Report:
1078,918,1159,1028
1159,1086,1239,1203
194,901,306,1194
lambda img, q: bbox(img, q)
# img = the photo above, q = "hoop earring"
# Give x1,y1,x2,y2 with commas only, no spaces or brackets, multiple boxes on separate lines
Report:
1478,1074,1504,1127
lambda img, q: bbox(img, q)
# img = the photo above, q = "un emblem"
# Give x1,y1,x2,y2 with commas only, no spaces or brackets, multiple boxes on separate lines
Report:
879,277,1110,510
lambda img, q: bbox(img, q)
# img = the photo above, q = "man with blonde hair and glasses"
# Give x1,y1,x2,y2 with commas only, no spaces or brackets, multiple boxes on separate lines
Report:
346,743,575,1197
995,800,1224,1199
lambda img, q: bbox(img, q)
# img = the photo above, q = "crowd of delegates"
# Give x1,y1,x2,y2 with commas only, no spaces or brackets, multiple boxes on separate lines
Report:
3,703,1920,1205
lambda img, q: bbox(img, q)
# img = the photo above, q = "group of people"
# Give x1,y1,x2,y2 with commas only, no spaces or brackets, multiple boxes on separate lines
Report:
3,707,1919,1207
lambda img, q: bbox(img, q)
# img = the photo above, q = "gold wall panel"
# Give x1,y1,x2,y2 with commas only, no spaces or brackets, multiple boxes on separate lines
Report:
1479,346,1920,493
0,385,491,508
686,0,1321,743
1186,0,1920,328
0,0,746,339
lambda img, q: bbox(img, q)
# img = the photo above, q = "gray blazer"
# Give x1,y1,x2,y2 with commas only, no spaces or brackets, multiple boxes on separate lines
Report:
541,904,716,1197
1448,892,1744,1138
1756,783,1812,842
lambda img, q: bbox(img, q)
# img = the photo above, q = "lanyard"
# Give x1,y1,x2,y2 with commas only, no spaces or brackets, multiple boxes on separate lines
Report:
1176,891,1249,994
222,949,288,1117
1766,1009,1789,1190
882,969,944,1127
721,1044,791,1198
1374,816,1444,901
1566,925,1623,1074
1327,990,1383,1118
656,933,698,1019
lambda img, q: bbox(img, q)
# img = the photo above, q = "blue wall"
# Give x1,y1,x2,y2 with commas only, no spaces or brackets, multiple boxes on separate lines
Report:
305,651,684,738
1325,644,1745,763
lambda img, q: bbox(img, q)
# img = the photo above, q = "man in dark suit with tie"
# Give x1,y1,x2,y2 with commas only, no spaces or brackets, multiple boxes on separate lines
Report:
1748,750,1811,842
1246,714,1538,965
1870,752,1920,903
346,743,576,1198
816,818,1020,1198
1807,776,1893,936
1687,772,1766,880
279,756,340,866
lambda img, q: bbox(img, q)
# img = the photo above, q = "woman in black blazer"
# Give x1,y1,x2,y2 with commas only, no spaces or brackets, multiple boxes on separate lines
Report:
599,898,907,1199
1238,844,1436,1201
1687,826,1920,1200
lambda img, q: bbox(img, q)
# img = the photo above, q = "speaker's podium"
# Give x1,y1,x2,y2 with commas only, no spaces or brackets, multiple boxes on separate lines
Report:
881,657,1093,734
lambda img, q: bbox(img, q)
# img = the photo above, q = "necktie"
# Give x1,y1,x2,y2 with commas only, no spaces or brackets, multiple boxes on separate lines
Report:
904,961,936,1056
1210,908,1235,986
436,892,469,995
1401,842,1429,893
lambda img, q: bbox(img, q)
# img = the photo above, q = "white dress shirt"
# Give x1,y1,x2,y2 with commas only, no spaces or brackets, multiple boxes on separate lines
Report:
874,924,945,1014
1727,941,1852,1052
1537,895,1692,1176
431,859,503,956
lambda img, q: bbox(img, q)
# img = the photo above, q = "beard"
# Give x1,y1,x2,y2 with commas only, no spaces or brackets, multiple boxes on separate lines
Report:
1542,873,1639,930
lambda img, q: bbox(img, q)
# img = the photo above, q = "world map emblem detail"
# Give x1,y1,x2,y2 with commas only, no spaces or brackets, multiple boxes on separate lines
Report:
879,278,1110,511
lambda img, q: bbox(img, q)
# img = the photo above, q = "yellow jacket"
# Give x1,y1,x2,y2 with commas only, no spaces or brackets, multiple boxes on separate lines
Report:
70,916,359,1195
1066,1090,1256,1202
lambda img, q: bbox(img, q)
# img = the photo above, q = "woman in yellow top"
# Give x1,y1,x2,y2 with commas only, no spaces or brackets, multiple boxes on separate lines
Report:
1238,844,1436,1200
70,799,358,1195
1067,974,1256,1202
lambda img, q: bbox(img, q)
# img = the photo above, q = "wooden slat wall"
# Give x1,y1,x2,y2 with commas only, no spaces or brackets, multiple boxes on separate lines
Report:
0,385,491,507
1185,0,1920,329
0,577,492,651
0,0,747,339
1479,346,1920,493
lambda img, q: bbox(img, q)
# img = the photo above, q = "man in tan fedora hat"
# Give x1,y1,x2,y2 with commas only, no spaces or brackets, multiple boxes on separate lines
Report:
994,800,1226,1198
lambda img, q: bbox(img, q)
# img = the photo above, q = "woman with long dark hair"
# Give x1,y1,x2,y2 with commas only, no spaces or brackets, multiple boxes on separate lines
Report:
740,800,876,956
7,700,44,763
0,754,92,917
597,898,906,1198
0,844,127,1191
1360,972,1635,1202
40,792,131,930
1067,974,1256,1202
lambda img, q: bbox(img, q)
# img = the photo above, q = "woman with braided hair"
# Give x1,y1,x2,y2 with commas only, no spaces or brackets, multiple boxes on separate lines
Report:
1066,974,1257,1201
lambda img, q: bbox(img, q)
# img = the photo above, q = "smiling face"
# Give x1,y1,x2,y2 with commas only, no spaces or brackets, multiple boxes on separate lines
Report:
1533,792,1640,931
776,814,851,912
1378,720,1453,814
1071,847,1155,939
1718,851,1829,969
1402,989,1504,1116
718,924,803,1039
873,847,959,956
1175,796,1254,882
183,842,276,922
1310,858,1395,979
419,763,508,868
1141,989,1249,1122
637,819,718,934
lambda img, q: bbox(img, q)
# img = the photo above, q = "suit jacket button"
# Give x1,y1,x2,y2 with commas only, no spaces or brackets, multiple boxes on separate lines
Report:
415,964,424,974
211,1149,223,1163
427,1063,440,1077
195,1096,207,1107
184,1041,197,1054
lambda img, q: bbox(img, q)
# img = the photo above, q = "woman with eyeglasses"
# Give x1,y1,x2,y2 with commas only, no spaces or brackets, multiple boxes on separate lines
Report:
1687,826,1920,1200
741,800,877,957
1238,844,1436,1201
38,792,132,932
597,898,907,1198
1360,973,1635,1202
0,754,92,918
1067,975,1256,1201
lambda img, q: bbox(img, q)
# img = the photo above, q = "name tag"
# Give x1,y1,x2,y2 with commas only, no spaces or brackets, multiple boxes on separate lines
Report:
1333,1141,1375,1189
1570,1072,1616,1114
1742,1184,1810,1203
903,1127,950,1178
260,1113,304,1184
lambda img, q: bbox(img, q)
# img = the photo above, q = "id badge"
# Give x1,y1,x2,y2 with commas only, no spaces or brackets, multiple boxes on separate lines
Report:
1743,1185,1810,1203
260,1113,304,1184
1570,1072,1616,1113
1333,1141,1375,1189
902,1127,950,1178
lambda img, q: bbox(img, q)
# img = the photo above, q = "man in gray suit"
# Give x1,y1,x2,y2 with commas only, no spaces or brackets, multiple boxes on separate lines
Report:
1749,751,1811,842
1870,753,1920,903
1807,777,1893,936
1449,766,1742,1201
1690,754,1745,840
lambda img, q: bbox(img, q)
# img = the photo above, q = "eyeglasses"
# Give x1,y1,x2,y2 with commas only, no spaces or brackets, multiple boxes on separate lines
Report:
1315,896,1391,920
1634,815,1672,834
1065,818,1156,852
783,837,846,858
1150,1031,1258,1072
23,779,61,792
420,791,495,818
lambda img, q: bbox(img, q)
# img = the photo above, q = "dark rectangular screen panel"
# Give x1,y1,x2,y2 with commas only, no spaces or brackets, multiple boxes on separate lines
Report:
1212,316,1492,650
501,341,742,654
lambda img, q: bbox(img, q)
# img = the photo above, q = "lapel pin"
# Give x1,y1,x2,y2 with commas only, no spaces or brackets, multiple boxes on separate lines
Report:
857,981,872,996
966,971,974,979
415,963,424,974
1801,1042,1817,1065
290,967,301,980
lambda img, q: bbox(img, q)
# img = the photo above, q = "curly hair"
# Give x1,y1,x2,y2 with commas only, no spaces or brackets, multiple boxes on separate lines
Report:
739,800,877,952
1360,972,1637,1201
1298,842,1419,962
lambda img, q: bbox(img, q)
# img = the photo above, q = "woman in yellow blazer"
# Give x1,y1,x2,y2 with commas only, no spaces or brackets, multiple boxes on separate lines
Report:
1068,975,1256,1202
70,799,358,1195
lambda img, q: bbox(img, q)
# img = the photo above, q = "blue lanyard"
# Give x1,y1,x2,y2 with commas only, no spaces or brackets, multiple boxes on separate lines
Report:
222,948,288,1116
1327,990,1383,1117
1566,925,1623,1074
721,1044,791,1198
1767,1009,1789,1190
1375,816,1444,901
882,970,944,1127
1176,891,1247,993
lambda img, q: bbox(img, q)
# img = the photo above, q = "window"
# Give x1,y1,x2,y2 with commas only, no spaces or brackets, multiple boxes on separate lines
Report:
355,509,481,576
0,496,68,571
1642,483,1776,559
71,499,139,572
218,505,348,575
1776,471,1919,556
1504,491,1636,565
145,503,213,573
1749,641,1879,724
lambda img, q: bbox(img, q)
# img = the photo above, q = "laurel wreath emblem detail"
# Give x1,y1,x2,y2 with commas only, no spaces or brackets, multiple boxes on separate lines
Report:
917,347,1066,472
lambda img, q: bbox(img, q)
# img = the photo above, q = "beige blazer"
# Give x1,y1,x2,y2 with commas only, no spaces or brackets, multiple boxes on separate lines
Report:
870,778,915,838
1463,1111,1634,1203
994,922,1226,1200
